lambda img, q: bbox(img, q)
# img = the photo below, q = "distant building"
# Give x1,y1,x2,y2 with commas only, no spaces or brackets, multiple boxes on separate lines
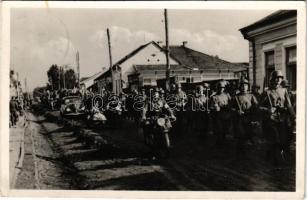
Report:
95,41,248,92
240,10,297,91
80,71,104,93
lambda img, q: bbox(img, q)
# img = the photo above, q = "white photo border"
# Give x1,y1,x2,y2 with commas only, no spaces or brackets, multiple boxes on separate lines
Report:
1,1,306,199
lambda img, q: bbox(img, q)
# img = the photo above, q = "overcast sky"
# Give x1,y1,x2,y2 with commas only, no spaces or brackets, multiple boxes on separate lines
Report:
11,8,276,91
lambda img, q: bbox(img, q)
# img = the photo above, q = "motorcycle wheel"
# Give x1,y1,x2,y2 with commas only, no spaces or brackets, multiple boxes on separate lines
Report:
158,133,170,159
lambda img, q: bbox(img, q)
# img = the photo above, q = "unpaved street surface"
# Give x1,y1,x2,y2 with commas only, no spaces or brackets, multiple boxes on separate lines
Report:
14,109,295,191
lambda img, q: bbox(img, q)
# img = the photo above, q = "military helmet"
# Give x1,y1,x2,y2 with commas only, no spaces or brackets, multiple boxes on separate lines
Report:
154,87,160,92
217,81,226,88
196,85,204,90
170,83,176,90
159,88,165,94
270,70,284,80
203,83,210,88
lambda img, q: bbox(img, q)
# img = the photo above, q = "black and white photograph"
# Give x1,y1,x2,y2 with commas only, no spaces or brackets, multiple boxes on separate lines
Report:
1,1,306,198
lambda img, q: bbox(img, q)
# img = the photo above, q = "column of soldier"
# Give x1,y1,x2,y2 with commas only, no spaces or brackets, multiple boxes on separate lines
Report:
57,70,295,166
122,70,295,166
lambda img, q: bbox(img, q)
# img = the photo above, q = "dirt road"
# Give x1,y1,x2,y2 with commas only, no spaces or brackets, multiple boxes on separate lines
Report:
14,110,295,191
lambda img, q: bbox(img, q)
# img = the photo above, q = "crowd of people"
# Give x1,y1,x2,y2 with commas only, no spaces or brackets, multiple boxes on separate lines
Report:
38,69,296,166
9,95,32,127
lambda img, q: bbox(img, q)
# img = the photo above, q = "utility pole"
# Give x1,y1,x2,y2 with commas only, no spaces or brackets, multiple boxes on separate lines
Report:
76,51,80,89
107,28,118,94
107,28,113,71
164,9,171,92
16,72,20,99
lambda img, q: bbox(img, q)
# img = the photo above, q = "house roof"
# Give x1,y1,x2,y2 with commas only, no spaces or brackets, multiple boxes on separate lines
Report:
133,64,190,72
82,70,105,84
80,77,90,82
240,10,297,37
115,41,163,66
94,41,162,81
168,45,246,71
95,41,247,81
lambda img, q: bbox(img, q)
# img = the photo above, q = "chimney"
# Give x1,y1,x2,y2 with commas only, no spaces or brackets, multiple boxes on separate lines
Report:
182,41,188,47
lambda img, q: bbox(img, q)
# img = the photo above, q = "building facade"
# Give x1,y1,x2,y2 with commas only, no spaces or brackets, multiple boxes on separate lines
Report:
240,10,297,91
95,41,248,92
128,64,245,91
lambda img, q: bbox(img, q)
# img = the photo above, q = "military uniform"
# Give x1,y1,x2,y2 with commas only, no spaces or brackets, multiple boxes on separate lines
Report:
142,89,175,143
260,70,295,165
10,98,18,127
172,84,187,136
210,81,232,144
194,85,210,136
231,79,258,158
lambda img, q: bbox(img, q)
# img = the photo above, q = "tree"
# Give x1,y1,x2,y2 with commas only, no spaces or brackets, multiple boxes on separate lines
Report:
64,69,77,89
47,64,77,90
47,64,60,90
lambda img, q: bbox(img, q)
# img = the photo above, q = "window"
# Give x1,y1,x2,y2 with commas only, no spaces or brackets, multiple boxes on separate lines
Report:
286,46,296,90
143,78,152,84
186,77,194,83
265,51,275,86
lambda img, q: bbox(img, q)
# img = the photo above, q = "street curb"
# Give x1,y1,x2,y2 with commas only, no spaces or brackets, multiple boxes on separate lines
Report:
10,114,28,189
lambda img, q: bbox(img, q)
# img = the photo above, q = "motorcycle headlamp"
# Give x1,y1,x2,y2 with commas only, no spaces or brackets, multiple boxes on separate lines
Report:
66,107,71,112
157,118,166,126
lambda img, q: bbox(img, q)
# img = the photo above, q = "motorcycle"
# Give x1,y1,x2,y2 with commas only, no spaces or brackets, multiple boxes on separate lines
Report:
86,108,107,128
143,114,176,158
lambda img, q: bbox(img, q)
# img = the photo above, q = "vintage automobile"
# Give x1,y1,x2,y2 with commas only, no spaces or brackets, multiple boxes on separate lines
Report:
60,96,86,125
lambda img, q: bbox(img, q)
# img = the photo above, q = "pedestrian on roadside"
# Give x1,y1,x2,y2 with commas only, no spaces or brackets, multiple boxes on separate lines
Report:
10,97,18,127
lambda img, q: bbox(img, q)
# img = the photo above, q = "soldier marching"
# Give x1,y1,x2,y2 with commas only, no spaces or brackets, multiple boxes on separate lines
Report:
36,69,296,166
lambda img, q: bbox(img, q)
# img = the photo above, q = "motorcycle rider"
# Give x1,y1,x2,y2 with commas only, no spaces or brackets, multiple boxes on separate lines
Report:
259,70,295,166
142,87,176,146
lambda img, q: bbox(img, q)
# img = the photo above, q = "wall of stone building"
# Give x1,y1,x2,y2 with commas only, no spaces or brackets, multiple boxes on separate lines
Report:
248,41,254,85
250,22,296,91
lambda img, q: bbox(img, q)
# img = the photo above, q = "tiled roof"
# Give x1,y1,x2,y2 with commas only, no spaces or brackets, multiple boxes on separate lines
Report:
95,41,247,81
80,77,90,82
169,45,246,71
133,64,190,72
